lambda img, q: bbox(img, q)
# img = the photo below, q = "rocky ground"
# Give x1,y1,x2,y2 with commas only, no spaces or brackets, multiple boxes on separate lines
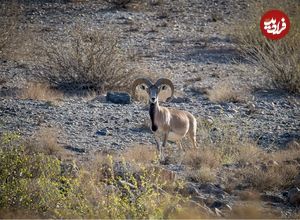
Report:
0,0,299,218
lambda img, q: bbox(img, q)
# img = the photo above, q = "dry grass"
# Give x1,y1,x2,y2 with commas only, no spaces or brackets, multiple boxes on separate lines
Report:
232,0,300,94
207,81,245,103
0,1,22,59
223,141,300,192
228,201,278,219
238,190,260,201
186,166,216,183
241,163,297,191
189,118,299,192
122,145,157,164
34,27,135,94
183,148,221,170
19,82,63,102
26,127,69,159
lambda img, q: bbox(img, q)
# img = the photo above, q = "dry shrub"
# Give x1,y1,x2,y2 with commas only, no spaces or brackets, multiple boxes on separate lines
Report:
169,205,209,219
197,118,253,164
122,145,157,164
207,81,244,103
232,0,300,94
272,140,300,162
183,148,221,170
35,27,135,93
241,163,298,191
238,190,260,201
0,1,22,59
186,166,216,183
182,142,224,184
236,143,266,164
27,127,68,159
20,82,63,101
223,142,300,192
229,201,277,219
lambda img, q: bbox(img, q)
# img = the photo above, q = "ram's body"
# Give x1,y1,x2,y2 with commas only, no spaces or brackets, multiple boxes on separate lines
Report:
150,103,197,145
132,78,197,160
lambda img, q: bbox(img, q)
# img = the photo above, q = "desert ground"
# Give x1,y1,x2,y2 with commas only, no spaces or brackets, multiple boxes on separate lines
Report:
0,0,299,218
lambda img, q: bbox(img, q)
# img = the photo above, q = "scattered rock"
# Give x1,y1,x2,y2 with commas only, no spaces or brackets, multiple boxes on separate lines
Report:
170,96,191,103
106,91,131,104
288,187,300,206
293,173,300,187
210,200,225,209
180,182,201,197
261,194,285,204
96,128,109,136
64,145,86,153
199,183,226,196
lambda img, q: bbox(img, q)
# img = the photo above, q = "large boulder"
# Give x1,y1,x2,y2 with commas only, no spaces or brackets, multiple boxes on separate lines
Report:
106,91,131,104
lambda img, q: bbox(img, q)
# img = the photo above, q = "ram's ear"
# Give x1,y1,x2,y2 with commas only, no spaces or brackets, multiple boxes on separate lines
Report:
161,85,167,90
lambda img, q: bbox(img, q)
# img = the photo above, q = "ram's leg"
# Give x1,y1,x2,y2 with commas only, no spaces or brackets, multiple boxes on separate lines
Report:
160,132,169,161
153,133,162,160
188,131,197,149
189,118,198,149
176,140,183,151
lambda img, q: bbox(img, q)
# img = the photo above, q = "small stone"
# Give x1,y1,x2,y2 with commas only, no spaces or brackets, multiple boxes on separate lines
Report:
106,91,131,104
170,96,191,103
261,194,285,203
96,128,109,136
210,200,224,209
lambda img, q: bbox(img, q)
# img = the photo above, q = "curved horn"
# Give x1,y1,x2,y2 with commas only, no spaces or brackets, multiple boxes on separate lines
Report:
155,78,174,99
132,78,153,98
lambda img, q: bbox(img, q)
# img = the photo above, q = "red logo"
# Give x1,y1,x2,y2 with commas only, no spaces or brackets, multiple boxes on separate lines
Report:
260,10,290,40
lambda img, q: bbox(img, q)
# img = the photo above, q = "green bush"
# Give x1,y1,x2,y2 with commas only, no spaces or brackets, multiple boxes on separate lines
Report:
0,133,186,218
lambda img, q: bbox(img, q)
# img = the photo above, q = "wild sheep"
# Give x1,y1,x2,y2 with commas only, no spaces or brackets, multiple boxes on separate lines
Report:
132,78,197,160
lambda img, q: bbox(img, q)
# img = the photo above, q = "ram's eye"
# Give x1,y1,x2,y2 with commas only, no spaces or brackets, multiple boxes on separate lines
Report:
161,85,167,90
140,85,146,90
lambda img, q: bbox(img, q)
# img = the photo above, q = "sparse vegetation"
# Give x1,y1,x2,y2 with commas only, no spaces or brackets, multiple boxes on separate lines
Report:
0,1,22,59
20,82,63,102
183,118,299,193
207,81,245,103
0,132,188,219
35,28,135,93
232,0,300,94
0,0,299,218
1,119,299,218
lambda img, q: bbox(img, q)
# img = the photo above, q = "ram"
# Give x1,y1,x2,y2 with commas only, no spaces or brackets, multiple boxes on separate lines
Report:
132,78,197,160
